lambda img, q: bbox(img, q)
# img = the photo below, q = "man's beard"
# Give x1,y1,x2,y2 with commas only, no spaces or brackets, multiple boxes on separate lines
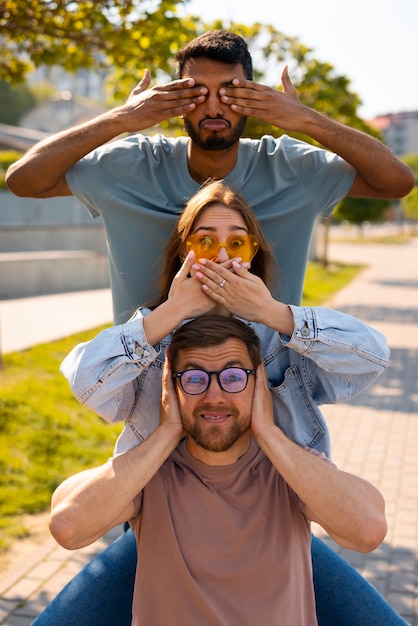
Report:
183,116,247,151
183,408,250,452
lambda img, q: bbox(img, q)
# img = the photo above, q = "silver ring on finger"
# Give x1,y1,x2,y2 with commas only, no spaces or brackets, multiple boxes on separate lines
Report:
219,279,226,288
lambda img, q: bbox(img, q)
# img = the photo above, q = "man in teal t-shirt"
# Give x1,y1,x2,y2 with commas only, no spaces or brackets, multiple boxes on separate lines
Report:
6,31,414,323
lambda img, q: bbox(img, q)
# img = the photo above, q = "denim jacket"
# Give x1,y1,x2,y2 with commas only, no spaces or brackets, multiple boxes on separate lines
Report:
60,305,389,457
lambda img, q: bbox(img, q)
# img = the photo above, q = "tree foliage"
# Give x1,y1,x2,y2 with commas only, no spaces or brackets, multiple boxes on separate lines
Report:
0,4,382,145
0,0,198,83
334,196,391,225
0,79,36,124
400,154,418,221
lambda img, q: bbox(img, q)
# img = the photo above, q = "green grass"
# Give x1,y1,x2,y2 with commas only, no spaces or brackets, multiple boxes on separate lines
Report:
0,261,362,551
302,261,363,306
0,326,120,551
330,230,418,245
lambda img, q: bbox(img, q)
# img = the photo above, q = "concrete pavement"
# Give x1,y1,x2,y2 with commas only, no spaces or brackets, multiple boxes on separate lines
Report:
0,288,113,355
315,236,418,625
0,237,417,625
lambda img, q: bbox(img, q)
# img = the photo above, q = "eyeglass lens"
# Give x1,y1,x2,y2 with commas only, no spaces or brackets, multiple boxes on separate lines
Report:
178,367,252,395
186,234,259,262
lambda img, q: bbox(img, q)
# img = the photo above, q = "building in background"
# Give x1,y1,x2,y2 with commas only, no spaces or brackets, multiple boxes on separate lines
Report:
368,111,418,157
20,66,108,134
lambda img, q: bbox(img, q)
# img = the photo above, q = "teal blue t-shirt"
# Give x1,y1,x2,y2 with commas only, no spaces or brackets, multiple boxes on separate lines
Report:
66,134,355,323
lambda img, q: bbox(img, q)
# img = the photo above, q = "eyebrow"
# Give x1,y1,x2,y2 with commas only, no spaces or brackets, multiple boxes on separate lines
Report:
193,225,248,234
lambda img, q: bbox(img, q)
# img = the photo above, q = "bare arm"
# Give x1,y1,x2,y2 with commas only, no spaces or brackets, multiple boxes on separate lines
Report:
6,71,207,198
219,68,415,199
250,363,387,552
50,357,183,549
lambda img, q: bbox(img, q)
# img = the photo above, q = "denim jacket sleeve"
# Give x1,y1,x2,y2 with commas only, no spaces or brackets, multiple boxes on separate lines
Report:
282,305,390,403
60,307,162,423
255,305,389,453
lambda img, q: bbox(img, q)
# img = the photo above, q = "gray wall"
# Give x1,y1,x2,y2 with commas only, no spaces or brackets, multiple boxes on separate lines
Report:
0,192,110,298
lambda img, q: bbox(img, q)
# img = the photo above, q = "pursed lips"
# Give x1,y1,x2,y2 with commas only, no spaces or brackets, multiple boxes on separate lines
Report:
199,118,230,132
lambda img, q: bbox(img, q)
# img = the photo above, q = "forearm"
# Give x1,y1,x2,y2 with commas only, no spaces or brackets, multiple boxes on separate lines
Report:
222,74,414,198
143,299,191,346
249,298,295,335
254,424,386,552
49,424,180,549
295,107,414,197
6,109,129,197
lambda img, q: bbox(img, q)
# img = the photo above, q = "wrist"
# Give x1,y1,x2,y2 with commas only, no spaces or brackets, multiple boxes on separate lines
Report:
104,106,140,135
159,421,184,446
251,421,277,446
258,300,294,335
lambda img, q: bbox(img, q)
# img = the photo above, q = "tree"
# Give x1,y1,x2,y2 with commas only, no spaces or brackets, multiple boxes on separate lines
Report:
0,0,199,83
334,197,391,225
1,6,385,157
1,4,377,138
0,80,36,125
1,6,377,134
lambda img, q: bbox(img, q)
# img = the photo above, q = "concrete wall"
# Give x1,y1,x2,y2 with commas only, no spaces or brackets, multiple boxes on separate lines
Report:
0,191,98,226
0,192,110,298
0,224,107,253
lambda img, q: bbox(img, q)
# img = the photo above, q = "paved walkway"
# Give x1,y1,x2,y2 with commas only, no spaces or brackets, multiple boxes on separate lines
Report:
0,288,113,355
0,238,417,625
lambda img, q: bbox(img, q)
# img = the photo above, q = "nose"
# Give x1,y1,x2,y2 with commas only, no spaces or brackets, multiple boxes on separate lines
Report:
214,246,229,263
204,374,226,400
204,90,224,118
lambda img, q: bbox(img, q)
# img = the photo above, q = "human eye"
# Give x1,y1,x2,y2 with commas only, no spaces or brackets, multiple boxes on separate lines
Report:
184,371,206,385
221,368,245,384
228,236,245,250
199,236,216,251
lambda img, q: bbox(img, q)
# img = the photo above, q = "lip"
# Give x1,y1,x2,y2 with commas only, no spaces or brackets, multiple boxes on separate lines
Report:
200,119,230,132
200,413,230,424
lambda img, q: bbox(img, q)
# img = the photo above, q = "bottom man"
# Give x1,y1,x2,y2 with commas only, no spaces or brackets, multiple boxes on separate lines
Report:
49,314,386,626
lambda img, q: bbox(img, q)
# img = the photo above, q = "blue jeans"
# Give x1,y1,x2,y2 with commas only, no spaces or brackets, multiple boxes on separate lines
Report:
31,532,408,626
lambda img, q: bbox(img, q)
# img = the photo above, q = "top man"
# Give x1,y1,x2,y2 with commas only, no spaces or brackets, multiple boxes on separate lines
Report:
6,30,414,322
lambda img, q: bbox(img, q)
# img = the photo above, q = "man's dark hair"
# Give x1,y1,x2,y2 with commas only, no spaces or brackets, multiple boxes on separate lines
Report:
175,30,253,80
169,314,262,371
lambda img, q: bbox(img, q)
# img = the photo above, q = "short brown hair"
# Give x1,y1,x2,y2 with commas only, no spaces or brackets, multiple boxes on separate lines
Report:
169,314,262,372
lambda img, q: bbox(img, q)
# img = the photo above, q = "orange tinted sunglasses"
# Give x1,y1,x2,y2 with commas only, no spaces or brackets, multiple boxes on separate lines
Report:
186,234,259,262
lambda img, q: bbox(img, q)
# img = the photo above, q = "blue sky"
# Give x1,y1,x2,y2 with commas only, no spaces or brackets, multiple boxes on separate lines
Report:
181,0,417,119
